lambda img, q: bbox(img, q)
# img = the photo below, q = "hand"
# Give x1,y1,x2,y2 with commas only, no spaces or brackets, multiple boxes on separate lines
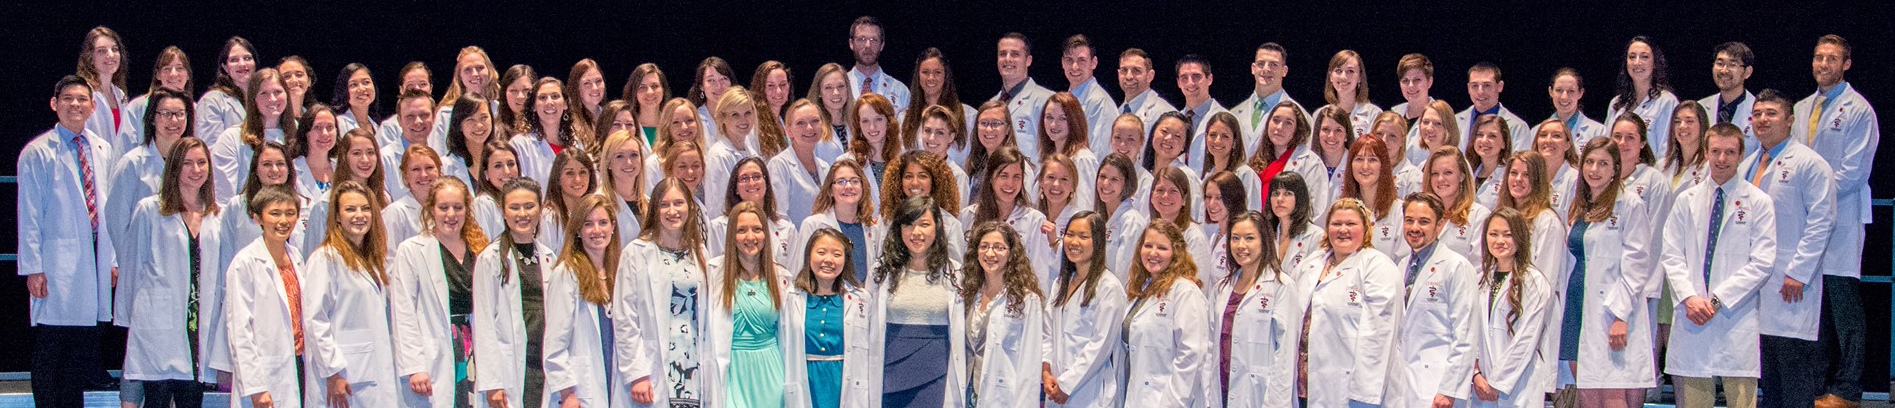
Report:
1472,373,1499,401
630,377,654,404
327,374,353,408
1041,220,1059,247
409,372,433,396
111,267,119,287
486,389,509,408
251,392,274,408
1683,296,1716,325
1432,393,1454,408
1781,276,1806,302
1608,318,1629,349
1041,365,1058,395
25,273,46,298
561,391,581,408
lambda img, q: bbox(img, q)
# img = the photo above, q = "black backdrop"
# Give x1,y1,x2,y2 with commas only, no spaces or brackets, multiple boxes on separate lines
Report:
0,0,1889,388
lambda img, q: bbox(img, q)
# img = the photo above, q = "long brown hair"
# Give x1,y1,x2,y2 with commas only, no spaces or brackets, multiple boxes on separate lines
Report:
565,58,604,127
158,137,221,216
961,222,1044,317
440,46,498,107
1568,137,1625,224
902,48,966,132
972,147,1031,225
240,68,299,146
722,156,781,222
850,93,904,163
1481,207,1534,334
319,180,388,284
1422,147,1478,225
145,46,193,97
1127,219,1201,301
334,129,387,206
718,202,782,310
1341,136,1398,220
638,178,710,271
1038,92,1088,161
1662,101,1711,173
240,141,300,207
1248,101,1312,170
1148,166,1196,226
1223,211,1281,283
813,158,878,226
421,177,489,251
1498,151,1555,220
546,148,598,227
558,194,621,305
76,26,128,94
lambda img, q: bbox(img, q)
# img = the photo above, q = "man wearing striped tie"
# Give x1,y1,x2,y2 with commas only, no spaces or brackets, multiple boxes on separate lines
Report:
19,74,120,407
1792,34,1881,408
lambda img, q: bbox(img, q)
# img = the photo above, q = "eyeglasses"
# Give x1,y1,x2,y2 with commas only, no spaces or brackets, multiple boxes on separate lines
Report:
1713,61,1748,69
153,110,188,120
737,173,767,183
978,120,1007,130
835,177,864,186
853,36,883,45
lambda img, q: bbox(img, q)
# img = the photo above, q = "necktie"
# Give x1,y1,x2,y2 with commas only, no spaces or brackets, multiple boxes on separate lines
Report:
1748,151,1771,186
1406,257,1424,293
1122,103,1134,114
1807,95,1827,143
70,135,99,233
861,75,874,96
1252,98,1267,127
1186,109,1198,125
1000,90,1014,103
1703,187,1725,283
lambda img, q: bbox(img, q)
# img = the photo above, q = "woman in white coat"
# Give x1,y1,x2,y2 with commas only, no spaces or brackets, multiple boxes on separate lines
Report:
959,223,1046,408
880,150,969,258
76,27,132,152
302,180,400,407
1201,113,1263,214
782,228,874,408
302,130,388,256
597,130,649,241
1094,154,1149,279
1209,212,1302,408
795,160,879,282
1034,155,1087,250
221,141,306,266
224,186,306,408
1293,198,1403,408
196,36,256,147
473,178,559,408
1422,146,1494,268
121,137,227,405
701,87,760,214
705,202,799,407
1251,102,1330,214
1037,93,1099,210
1561,138,1658,406
1494,151,1570,398
213,67,294,203
542,149,598,255
385,145,444,248
709,156,796,266
1606,36,1680,159
1470,207,1554,408
107,88,195,265
615,178,716,407
910,106,974,204
1041,211,1129,408
388,178,488,407
1120,219,1213,408
546,196,625,408
1145,166,1215,289
1263,172,1325,279
960,147,1056,285
772,99,833,223
840,93,904,208
866,196,968,408
1341,136,1410,261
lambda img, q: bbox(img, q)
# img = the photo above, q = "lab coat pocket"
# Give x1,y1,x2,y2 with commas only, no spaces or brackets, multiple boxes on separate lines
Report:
340,341,378,384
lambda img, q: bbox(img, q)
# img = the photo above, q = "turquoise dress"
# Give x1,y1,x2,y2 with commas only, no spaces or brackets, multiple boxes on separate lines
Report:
725,278,786,408
805,294,846,408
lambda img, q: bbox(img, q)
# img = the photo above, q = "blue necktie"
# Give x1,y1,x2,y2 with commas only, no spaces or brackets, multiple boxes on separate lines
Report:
1406,257,1424,292
1703,187,1725,283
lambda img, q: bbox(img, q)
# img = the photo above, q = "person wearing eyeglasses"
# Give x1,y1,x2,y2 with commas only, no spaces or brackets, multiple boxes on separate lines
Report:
847,16,909,116
1699,42,1758,157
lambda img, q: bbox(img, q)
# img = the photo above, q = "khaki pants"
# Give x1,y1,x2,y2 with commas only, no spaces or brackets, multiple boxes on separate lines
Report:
1674,375,1757,408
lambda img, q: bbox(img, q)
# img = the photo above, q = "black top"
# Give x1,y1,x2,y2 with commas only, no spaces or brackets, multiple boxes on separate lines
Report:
514,242,547,370
441,242,475,317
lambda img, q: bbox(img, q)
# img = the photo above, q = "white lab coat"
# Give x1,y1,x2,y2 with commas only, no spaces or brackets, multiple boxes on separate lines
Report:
1472,172,1503,210
781,282,873,408
1044,270,1129,408
612,239,715,408
1453,104,1533,154
383,195,425,251
195,89,245,148
1527,113,1609,156
17,127,117,326
381,140,473,204
708,213,798,267
995,79,1056,160
960,204,1057,286
1208,270,1302,408
1698,92,1758,157
1547,165,1578,221
1102,204,1149,280
1293,248,1403,407
1278,148,1332,214
700,258,797,408
1073,78,1120,157
1437,204,1493,271
118,94,153,157
292,157,333,203
1228,90,1304,156
1278,222,1325,283
1471,267,1552,408
1388,247,1481,408
968,292,1046,408
1793,82,1880,279
224,240,305,408
1660,177,1777,378
87,85,133,156
770,149,830,223
1736,141,1836,340
835,151,888,211
1607,91,1680,159
212,128,286,203
791,210,876,274
473,240,559,408
121,198,228,381
509,133,558,187
1120,280,1213,408
387,234,463,408
701,137,751,217
106,143,164,291
302,246,401,407
1182,99,1231,173
475,194,506,240
544,260,616,408
1523,210,1569,394
863,260,969,408
1565,196,1657,389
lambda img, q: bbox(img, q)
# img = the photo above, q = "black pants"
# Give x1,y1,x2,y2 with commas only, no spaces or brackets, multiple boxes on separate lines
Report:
1761,334,1823,408
141,380,206,408
1818,275,1864,399
32,324,102,408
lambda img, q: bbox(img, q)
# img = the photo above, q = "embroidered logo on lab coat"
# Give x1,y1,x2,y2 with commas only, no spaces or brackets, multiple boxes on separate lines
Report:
1606,216,1619,230
1258,293,1272,310
1427,278,1442,302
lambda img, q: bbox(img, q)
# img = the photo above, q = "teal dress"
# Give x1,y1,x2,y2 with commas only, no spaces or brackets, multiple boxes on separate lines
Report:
725,278,786,408
805,294,846,408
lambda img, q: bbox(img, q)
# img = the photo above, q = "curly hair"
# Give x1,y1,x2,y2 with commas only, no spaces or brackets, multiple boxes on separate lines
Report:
873,195,955,294
960,221,1044,317
1127,219,1201,301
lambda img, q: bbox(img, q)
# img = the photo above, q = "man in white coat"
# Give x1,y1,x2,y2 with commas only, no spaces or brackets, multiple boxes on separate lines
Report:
1176,54,1227,172
1791,34,1879,408
1226,43,1303,156
1390,193,1481,408
1737,91,1837,408
1660,124,1778,408
19,75,119,406
1701,42,1759,156
846,16,910,115
1062,34,1119,156
1116,48,1174,142
1455,63,1531,152
994,32,1054,160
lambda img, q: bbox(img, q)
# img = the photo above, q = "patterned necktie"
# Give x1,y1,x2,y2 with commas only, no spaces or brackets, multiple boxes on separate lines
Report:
70,135,99,232
861,75,874,96
1807,95,1827,143
1703,187,1725,283
1406,257,1424,293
